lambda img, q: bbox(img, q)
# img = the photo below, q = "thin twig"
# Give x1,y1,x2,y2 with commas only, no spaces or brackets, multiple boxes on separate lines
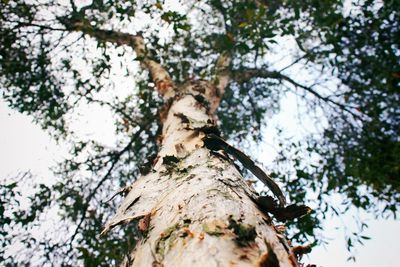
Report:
64,125,148,253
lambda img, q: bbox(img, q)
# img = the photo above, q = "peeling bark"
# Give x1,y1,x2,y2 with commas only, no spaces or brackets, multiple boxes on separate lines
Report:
79,24,301,266
102,79,300,267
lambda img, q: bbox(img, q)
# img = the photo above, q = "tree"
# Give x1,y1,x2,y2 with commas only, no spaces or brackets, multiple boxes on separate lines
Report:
0,0,398,266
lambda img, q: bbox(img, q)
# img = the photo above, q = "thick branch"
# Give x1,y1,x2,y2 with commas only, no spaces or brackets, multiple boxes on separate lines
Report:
59,17,175,98
232,68,364,120
212,1,231,96
214,51,231,96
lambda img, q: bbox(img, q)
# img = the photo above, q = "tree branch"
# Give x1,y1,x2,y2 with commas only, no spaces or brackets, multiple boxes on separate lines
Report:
58,17,175,98
214,52,231,96
232,68,365,121
5,20,67,32
278,54,309,72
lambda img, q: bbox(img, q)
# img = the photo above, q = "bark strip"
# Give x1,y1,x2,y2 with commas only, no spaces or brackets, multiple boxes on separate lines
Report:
203,133,286,207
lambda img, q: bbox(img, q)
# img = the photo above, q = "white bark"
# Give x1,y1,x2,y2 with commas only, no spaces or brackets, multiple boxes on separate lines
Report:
71,26,176,98
132,36,176,98
102,81,299,267
214,52,231,103
64,17,301,267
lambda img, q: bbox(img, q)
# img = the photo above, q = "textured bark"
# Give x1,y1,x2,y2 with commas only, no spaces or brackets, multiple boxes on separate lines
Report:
102,78,299,267
81,25,299,266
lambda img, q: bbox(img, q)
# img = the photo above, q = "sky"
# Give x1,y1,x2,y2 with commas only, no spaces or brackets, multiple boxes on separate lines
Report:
1,98,399,267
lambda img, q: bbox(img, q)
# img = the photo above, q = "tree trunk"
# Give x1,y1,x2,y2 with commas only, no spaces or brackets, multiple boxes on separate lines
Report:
101,79,299,267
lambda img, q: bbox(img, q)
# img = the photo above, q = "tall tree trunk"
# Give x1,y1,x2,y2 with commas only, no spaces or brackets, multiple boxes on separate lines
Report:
101,78,299,267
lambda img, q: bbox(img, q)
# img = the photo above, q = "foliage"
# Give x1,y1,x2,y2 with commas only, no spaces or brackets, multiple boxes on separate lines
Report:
0,0,398,265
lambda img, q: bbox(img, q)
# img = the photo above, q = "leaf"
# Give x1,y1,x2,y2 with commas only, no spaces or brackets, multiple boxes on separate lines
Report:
155,2,163,10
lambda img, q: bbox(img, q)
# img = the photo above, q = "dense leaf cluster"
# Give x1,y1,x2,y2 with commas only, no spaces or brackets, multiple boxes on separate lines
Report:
280,0,400,218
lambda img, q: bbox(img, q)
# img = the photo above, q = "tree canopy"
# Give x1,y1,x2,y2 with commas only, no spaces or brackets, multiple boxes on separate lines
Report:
0,0,399,265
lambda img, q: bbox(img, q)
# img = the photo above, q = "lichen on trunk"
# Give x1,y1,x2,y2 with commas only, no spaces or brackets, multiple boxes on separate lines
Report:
102,79,300,267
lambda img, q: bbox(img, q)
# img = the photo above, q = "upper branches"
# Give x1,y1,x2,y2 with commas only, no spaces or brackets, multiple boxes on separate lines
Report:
58,16,176,99
214,51,231,96
231,68,365,121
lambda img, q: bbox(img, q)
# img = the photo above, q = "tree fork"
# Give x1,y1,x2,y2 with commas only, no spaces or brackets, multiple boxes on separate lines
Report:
101,79,301,267
78,25,303,265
